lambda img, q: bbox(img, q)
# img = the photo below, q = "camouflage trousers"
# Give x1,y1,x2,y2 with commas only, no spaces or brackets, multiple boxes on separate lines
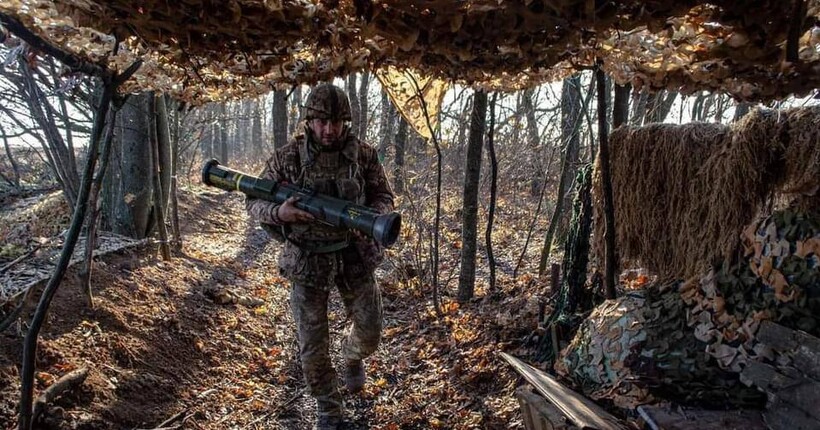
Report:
288,246,383,416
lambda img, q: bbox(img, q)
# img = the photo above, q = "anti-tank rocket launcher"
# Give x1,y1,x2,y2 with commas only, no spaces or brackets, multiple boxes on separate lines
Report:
201,159,401,248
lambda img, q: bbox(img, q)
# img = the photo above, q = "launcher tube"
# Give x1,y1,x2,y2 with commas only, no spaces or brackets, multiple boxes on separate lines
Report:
201,159,401,247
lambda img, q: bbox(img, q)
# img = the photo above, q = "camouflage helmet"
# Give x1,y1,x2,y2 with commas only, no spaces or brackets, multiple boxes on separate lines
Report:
304,83,352,121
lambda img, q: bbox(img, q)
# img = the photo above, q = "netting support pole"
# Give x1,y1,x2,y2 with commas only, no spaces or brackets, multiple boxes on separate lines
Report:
596,64,617,300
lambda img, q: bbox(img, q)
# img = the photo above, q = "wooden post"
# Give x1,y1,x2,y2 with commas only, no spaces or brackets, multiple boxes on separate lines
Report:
150,95,171,260
596,64,617,300
79,107,117,308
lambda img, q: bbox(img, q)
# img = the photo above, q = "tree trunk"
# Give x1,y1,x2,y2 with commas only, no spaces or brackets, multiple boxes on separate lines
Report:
393,116,407,193
554,75,583,246
347,74,360,138
714,94,729,123
241,99,252,153
645,90,678,123
454,93,473,174
251,99,263,157
457,89,487,303
149,95,171,260
155,95,172,210
18,57,78,206
358,71,370,141
733,101,753,122
199,104,212,158
630,91,648,125
538,75,582,275
522,88,542,196
377,90,395,162
555,164,594,316
103,93,153,239
0,123,21,187
80,107,117,308
289,85,303,136
596,68,617,300
272,90,288,150
169,98,182,250
485,93,499,293
218,102,228,163
613,83,631,129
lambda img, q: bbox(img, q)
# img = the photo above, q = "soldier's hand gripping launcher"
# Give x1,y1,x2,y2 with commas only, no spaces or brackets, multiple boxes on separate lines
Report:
201,159,401,247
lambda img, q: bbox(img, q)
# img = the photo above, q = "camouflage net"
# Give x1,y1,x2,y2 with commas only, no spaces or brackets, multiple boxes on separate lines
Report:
596,106,820,279
1,0,819,102
559,206,818,409
683,207,820,373
555,281,764,409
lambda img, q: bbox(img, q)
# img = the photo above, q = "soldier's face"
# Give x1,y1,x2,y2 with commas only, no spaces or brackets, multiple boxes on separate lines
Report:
309,118,345,146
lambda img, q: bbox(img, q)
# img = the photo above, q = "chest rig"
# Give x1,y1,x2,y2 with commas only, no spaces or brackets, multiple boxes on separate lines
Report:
285,131,366,253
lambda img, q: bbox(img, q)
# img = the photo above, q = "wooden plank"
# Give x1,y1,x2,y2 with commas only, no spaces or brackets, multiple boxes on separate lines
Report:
501,352,626,430
637,405,767,430
757,321,820,380
740,361,801,392
516,386,538,430
771,378,820,421
516,385,572,430
764,399,820,430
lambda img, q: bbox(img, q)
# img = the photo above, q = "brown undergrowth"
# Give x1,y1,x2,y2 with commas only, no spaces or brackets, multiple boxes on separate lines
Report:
0,183,547,429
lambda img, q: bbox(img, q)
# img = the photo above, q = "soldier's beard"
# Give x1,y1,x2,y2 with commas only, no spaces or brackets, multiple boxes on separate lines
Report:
307,126,349,151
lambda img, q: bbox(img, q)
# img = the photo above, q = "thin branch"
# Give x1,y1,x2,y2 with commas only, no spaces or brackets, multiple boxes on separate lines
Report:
484,92,498,293
405,72,444,317
18,57,140,430
0,13,109,77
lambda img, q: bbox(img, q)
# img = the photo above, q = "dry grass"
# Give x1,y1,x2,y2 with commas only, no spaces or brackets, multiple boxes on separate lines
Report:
596,106,820,278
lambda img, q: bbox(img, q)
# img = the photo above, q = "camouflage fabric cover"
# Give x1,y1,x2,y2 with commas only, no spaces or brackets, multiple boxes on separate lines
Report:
304,83,352,121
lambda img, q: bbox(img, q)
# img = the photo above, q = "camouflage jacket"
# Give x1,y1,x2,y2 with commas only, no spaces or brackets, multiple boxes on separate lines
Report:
246,129,395,278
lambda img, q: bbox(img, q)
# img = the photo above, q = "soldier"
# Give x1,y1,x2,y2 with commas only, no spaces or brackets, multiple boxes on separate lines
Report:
246,83,395,430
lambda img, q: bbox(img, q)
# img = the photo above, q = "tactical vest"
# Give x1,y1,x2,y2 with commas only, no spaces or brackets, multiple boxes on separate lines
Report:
282,130,366,253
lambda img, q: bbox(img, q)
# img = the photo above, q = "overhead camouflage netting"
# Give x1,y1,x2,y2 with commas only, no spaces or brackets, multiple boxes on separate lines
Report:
1,0,819,103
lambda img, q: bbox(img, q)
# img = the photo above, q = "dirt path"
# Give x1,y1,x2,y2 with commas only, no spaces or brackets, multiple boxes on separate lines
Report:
1,188,527,429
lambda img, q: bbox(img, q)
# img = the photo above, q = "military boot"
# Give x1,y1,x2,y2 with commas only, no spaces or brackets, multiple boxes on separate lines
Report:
344,360,366,393
314,414,341,430
315,392,343,430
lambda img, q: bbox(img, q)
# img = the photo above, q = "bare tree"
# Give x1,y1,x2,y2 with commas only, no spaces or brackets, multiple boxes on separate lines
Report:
347,74,360,137
358,71,370,140
251,98,263,156
457,89,487,303
17,53,80,206
272,89,288,150
377,89,396,161
393,116,407,192
218,102,228,163
102,93,153,238
0,123,21,188
288,85,303,136
521,87,542,195
538,75,582,275
485,93,499,293
613,83,631,128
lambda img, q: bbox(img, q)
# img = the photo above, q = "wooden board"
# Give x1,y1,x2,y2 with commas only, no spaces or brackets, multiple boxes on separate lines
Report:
516,385,572,430
741,322,820,430
636,405,767,430
501,352,625,430
757,320,820,380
